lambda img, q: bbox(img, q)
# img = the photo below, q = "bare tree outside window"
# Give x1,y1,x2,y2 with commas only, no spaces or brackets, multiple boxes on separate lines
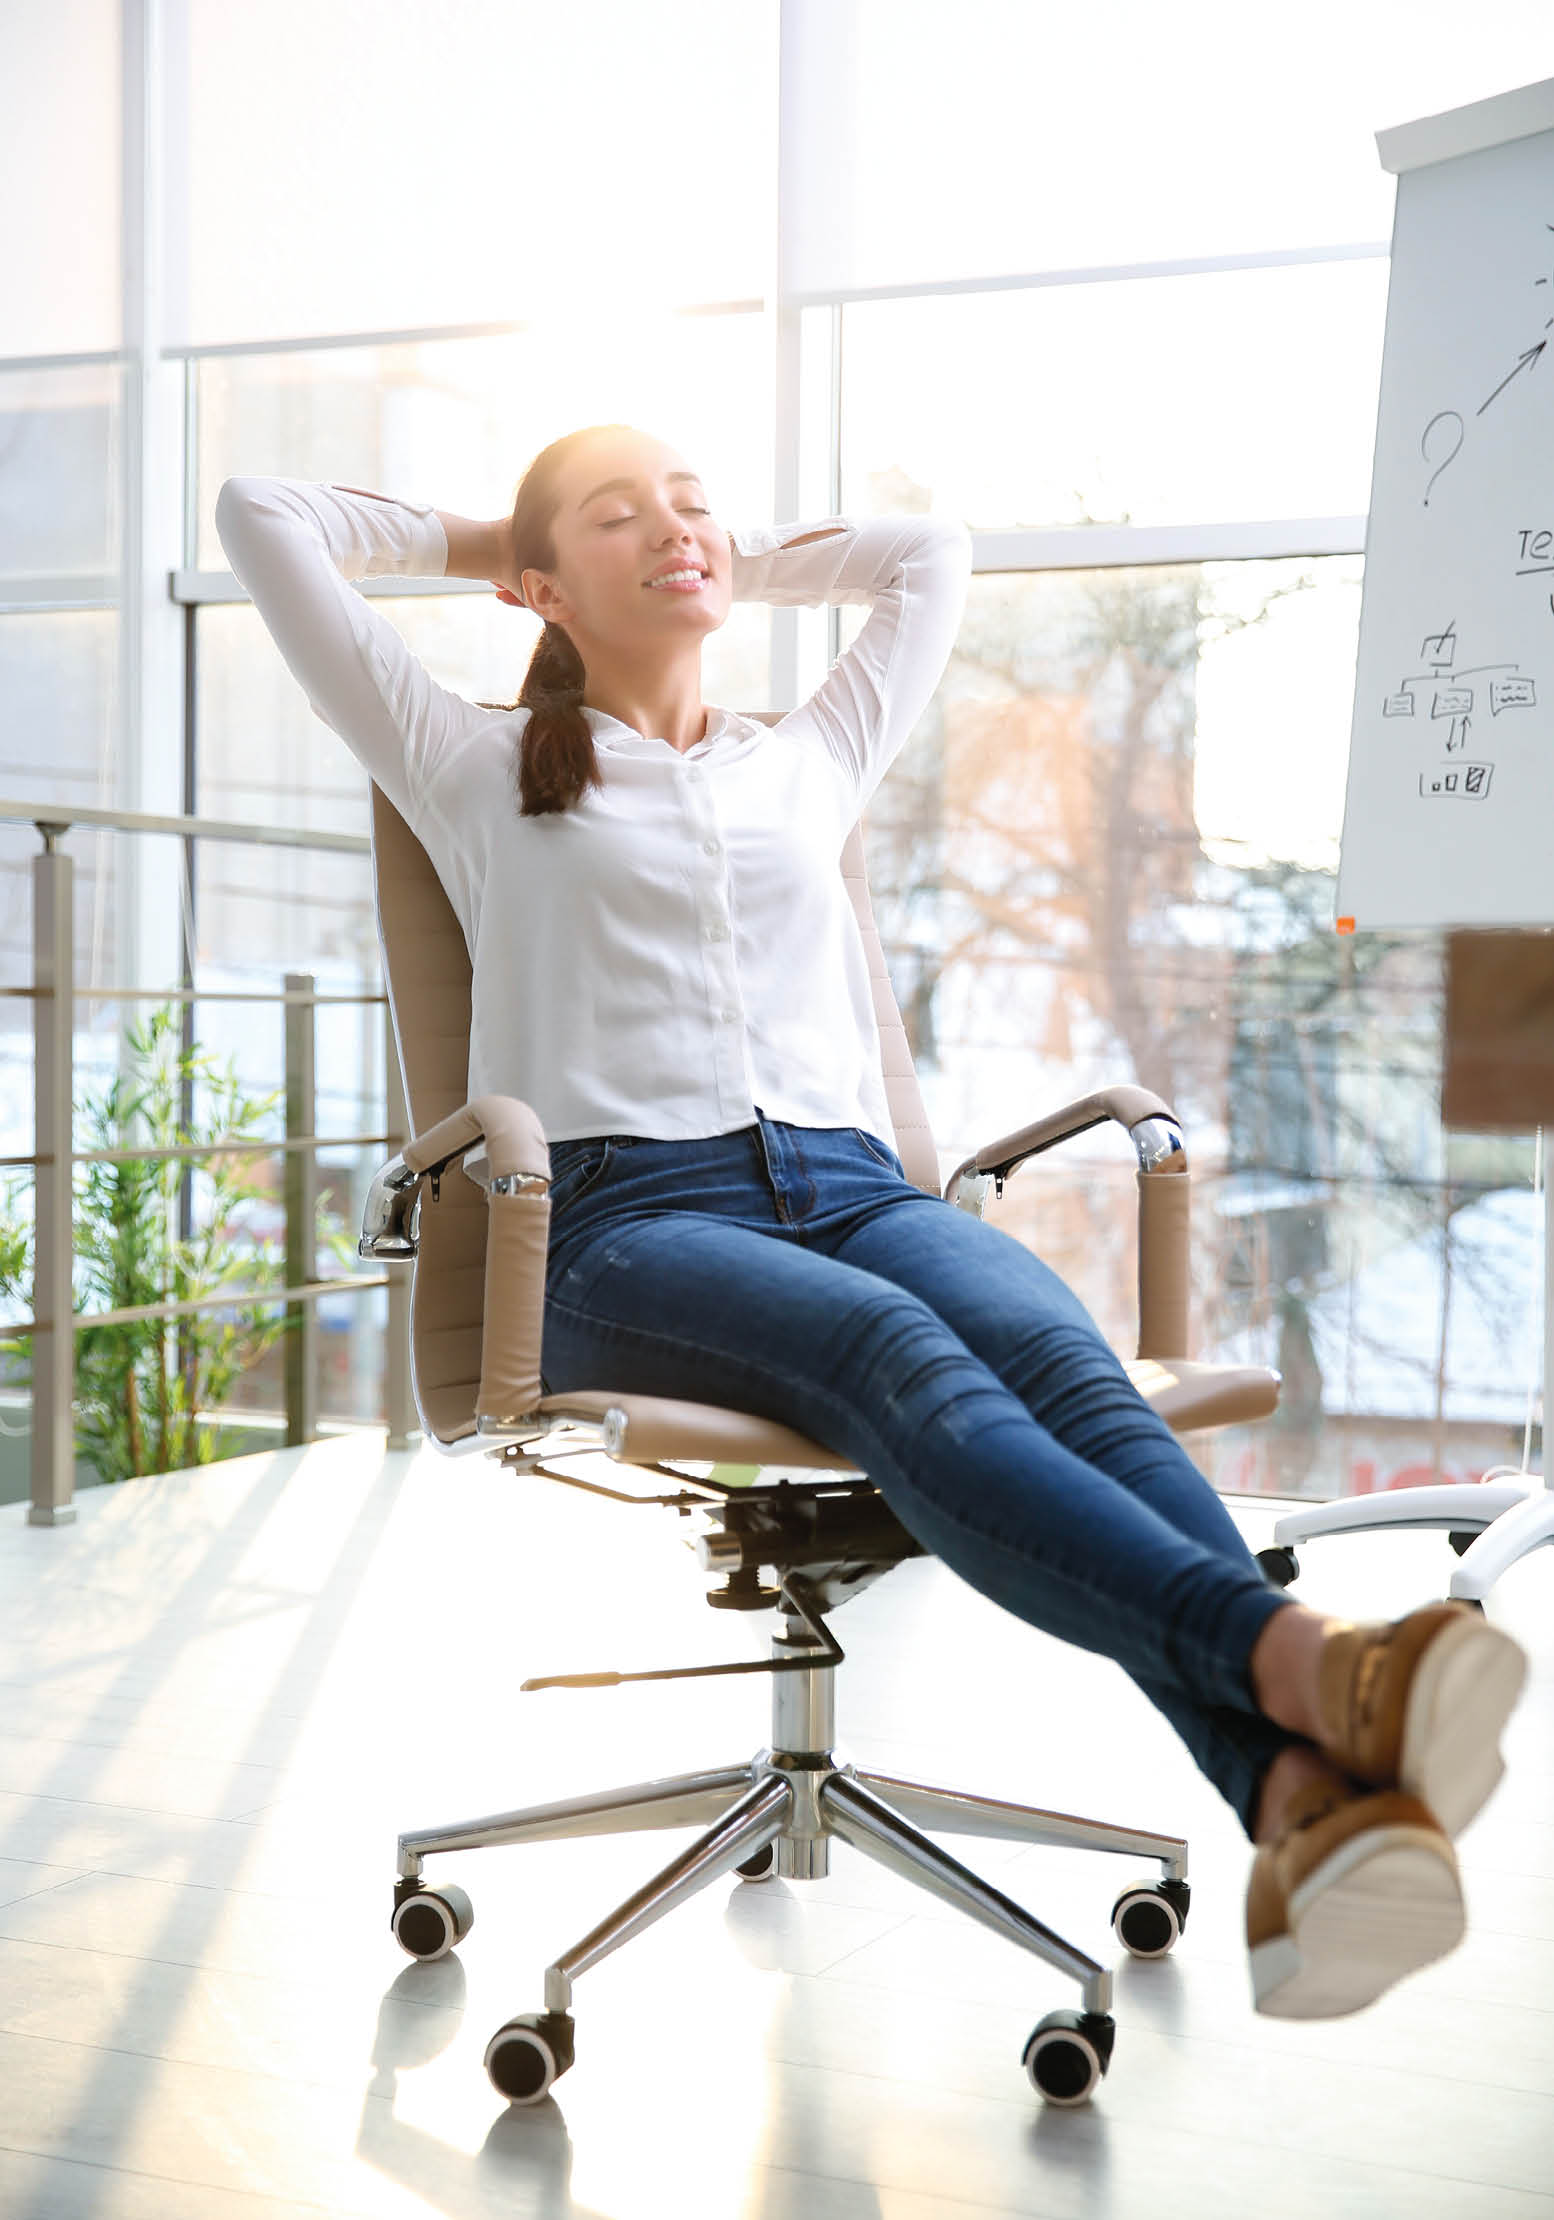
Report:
855,475,1539,1503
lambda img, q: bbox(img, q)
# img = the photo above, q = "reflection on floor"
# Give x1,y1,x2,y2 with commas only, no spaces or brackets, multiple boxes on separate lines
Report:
0,1435,1551,2219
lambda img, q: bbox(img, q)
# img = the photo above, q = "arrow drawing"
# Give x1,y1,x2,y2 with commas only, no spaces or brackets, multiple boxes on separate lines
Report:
1477,339,1547,416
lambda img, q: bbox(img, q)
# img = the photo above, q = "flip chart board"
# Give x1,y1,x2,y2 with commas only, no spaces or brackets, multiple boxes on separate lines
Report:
1336,79,1554,929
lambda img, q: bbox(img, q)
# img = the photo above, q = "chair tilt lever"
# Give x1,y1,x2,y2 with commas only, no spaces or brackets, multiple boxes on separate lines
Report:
520,1573,844,1693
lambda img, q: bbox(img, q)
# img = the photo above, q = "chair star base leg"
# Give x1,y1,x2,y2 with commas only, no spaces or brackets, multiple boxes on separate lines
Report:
542,1774,792,2013
823,1771,1113,2017
852,1766,1189,1879
1449,1486,1554,1600
1273,1480,1531,1550
397,1764,758,1878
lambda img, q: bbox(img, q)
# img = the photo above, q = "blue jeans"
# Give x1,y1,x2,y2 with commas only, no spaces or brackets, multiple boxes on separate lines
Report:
540,1111,1299,1838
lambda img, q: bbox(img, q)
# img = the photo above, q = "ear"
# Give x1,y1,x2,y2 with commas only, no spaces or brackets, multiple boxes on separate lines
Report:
518,569,569,624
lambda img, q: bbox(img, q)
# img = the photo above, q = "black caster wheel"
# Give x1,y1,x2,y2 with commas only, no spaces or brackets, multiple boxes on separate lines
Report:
1111,1877,1190,1958
1448,1530,1484,1557
1256,1545,1300,1589
736,1844,776,1882
1022,2008,1115,2107
391,1879,473,1961
485,2011,576,2105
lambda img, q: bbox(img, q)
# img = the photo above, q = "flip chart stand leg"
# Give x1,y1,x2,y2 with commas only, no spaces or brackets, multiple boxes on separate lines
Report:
1446,1123,1554,1601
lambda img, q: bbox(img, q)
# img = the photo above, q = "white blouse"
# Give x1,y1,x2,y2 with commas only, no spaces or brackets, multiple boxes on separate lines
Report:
214,475,972,1184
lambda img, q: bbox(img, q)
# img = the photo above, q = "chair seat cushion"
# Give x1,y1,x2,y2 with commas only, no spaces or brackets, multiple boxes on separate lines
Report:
529,1390,858,1469
1126,1357,1281,1431
529,1358,1279,1470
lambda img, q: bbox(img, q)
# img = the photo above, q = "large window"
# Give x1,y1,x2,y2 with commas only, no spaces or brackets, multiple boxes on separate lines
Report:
171,0,777,350
6,0,1550,1488
0,0,122,358
780,0,1554,297
838,264,1388,529
852,556,1542,1500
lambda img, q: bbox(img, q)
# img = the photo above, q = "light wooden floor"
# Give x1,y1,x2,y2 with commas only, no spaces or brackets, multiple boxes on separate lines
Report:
0,1435,1550,2220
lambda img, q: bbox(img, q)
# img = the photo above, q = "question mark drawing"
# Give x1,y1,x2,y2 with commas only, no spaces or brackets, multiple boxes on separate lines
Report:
1421,409,1465,505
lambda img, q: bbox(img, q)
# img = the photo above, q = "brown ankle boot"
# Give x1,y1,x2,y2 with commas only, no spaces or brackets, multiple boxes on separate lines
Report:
1247,1775,1465,2018
1315,1602,1527,1836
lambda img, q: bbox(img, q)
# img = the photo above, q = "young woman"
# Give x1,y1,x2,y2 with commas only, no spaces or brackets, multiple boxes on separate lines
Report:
216,422,1527,2021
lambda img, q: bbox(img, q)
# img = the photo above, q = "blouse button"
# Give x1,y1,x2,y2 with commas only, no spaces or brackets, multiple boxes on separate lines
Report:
705,921,728,942
703,838,721,856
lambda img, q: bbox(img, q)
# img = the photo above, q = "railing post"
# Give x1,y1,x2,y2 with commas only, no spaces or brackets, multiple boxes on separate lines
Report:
30,830,76,1525
283,971,318,1447
382,1002,418,1451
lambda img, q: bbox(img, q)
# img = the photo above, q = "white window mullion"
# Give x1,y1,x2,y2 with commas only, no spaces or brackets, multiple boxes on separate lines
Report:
972,519,1368,571
115,0,188,1014
827,301,842,668
769,0,802,712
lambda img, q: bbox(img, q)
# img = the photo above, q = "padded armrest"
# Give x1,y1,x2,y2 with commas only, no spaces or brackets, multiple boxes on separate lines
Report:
475,1180,550,1425
389,1093,553,1431
950,1084,1192,1365
402,1091,550,1184
969,1085,1181,1178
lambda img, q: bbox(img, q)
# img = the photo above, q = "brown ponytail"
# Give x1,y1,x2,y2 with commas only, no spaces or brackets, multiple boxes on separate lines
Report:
475,422,641,818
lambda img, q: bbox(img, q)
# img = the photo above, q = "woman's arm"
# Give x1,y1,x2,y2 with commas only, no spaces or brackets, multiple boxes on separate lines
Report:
214,477,489,821
727,513,973,812
729,524,845,561
331,486,512,590
436,509,520,589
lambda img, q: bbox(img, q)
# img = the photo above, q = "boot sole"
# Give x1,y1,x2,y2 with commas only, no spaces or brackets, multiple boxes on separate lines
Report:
1250,1826,1465,2019
1398,1617,1528,1836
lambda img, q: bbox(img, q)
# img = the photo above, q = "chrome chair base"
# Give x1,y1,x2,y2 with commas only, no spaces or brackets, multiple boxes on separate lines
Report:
394,1602,1190,2049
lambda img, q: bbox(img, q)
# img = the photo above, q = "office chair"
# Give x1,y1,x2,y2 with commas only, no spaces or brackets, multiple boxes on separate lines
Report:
359,734,1281,2110
1258,1470,1551,1609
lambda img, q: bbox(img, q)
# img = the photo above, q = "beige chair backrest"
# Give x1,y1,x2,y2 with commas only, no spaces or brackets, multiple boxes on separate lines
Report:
369,728,941,1443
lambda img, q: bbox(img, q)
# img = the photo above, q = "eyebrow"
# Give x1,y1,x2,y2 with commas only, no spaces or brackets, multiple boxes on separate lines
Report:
577,470,703,509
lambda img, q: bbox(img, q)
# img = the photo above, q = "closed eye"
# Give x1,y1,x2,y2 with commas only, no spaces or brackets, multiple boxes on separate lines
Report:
600,507,710,528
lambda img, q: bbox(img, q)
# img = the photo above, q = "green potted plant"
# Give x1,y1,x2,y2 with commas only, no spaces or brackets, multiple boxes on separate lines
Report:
0,1005,351,1485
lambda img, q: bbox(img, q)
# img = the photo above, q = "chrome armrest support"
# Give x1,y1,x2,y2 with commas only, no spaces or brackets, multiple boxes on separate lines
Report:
945,1086,1187,1207
358,1153,423,1258
1128,1115,1188,1177
361,1096,553,1257
950,1169,995,1219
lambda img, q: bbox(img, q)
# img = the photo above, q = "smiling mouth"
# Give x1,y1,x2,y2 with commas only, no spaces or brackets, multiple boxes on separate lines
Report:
645,566,710,591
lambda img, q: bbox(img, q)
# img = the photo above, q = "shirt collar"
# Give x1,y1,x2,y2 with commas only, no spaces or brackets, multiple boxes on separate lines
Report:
584,705,735,755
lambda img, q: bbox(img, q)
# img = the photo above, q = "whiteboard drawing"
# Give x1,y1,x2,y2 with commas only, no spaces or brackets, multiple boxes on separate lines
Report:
1379,619,1535,802
1335,82,1554,931
1416,220,1551,502
1418,763,1494,799
1420,410,1464,504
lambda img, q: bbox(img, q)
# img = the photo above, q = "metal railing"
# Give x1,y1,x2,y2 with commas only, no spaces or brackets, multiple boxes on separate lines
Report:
0,800,417,1526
